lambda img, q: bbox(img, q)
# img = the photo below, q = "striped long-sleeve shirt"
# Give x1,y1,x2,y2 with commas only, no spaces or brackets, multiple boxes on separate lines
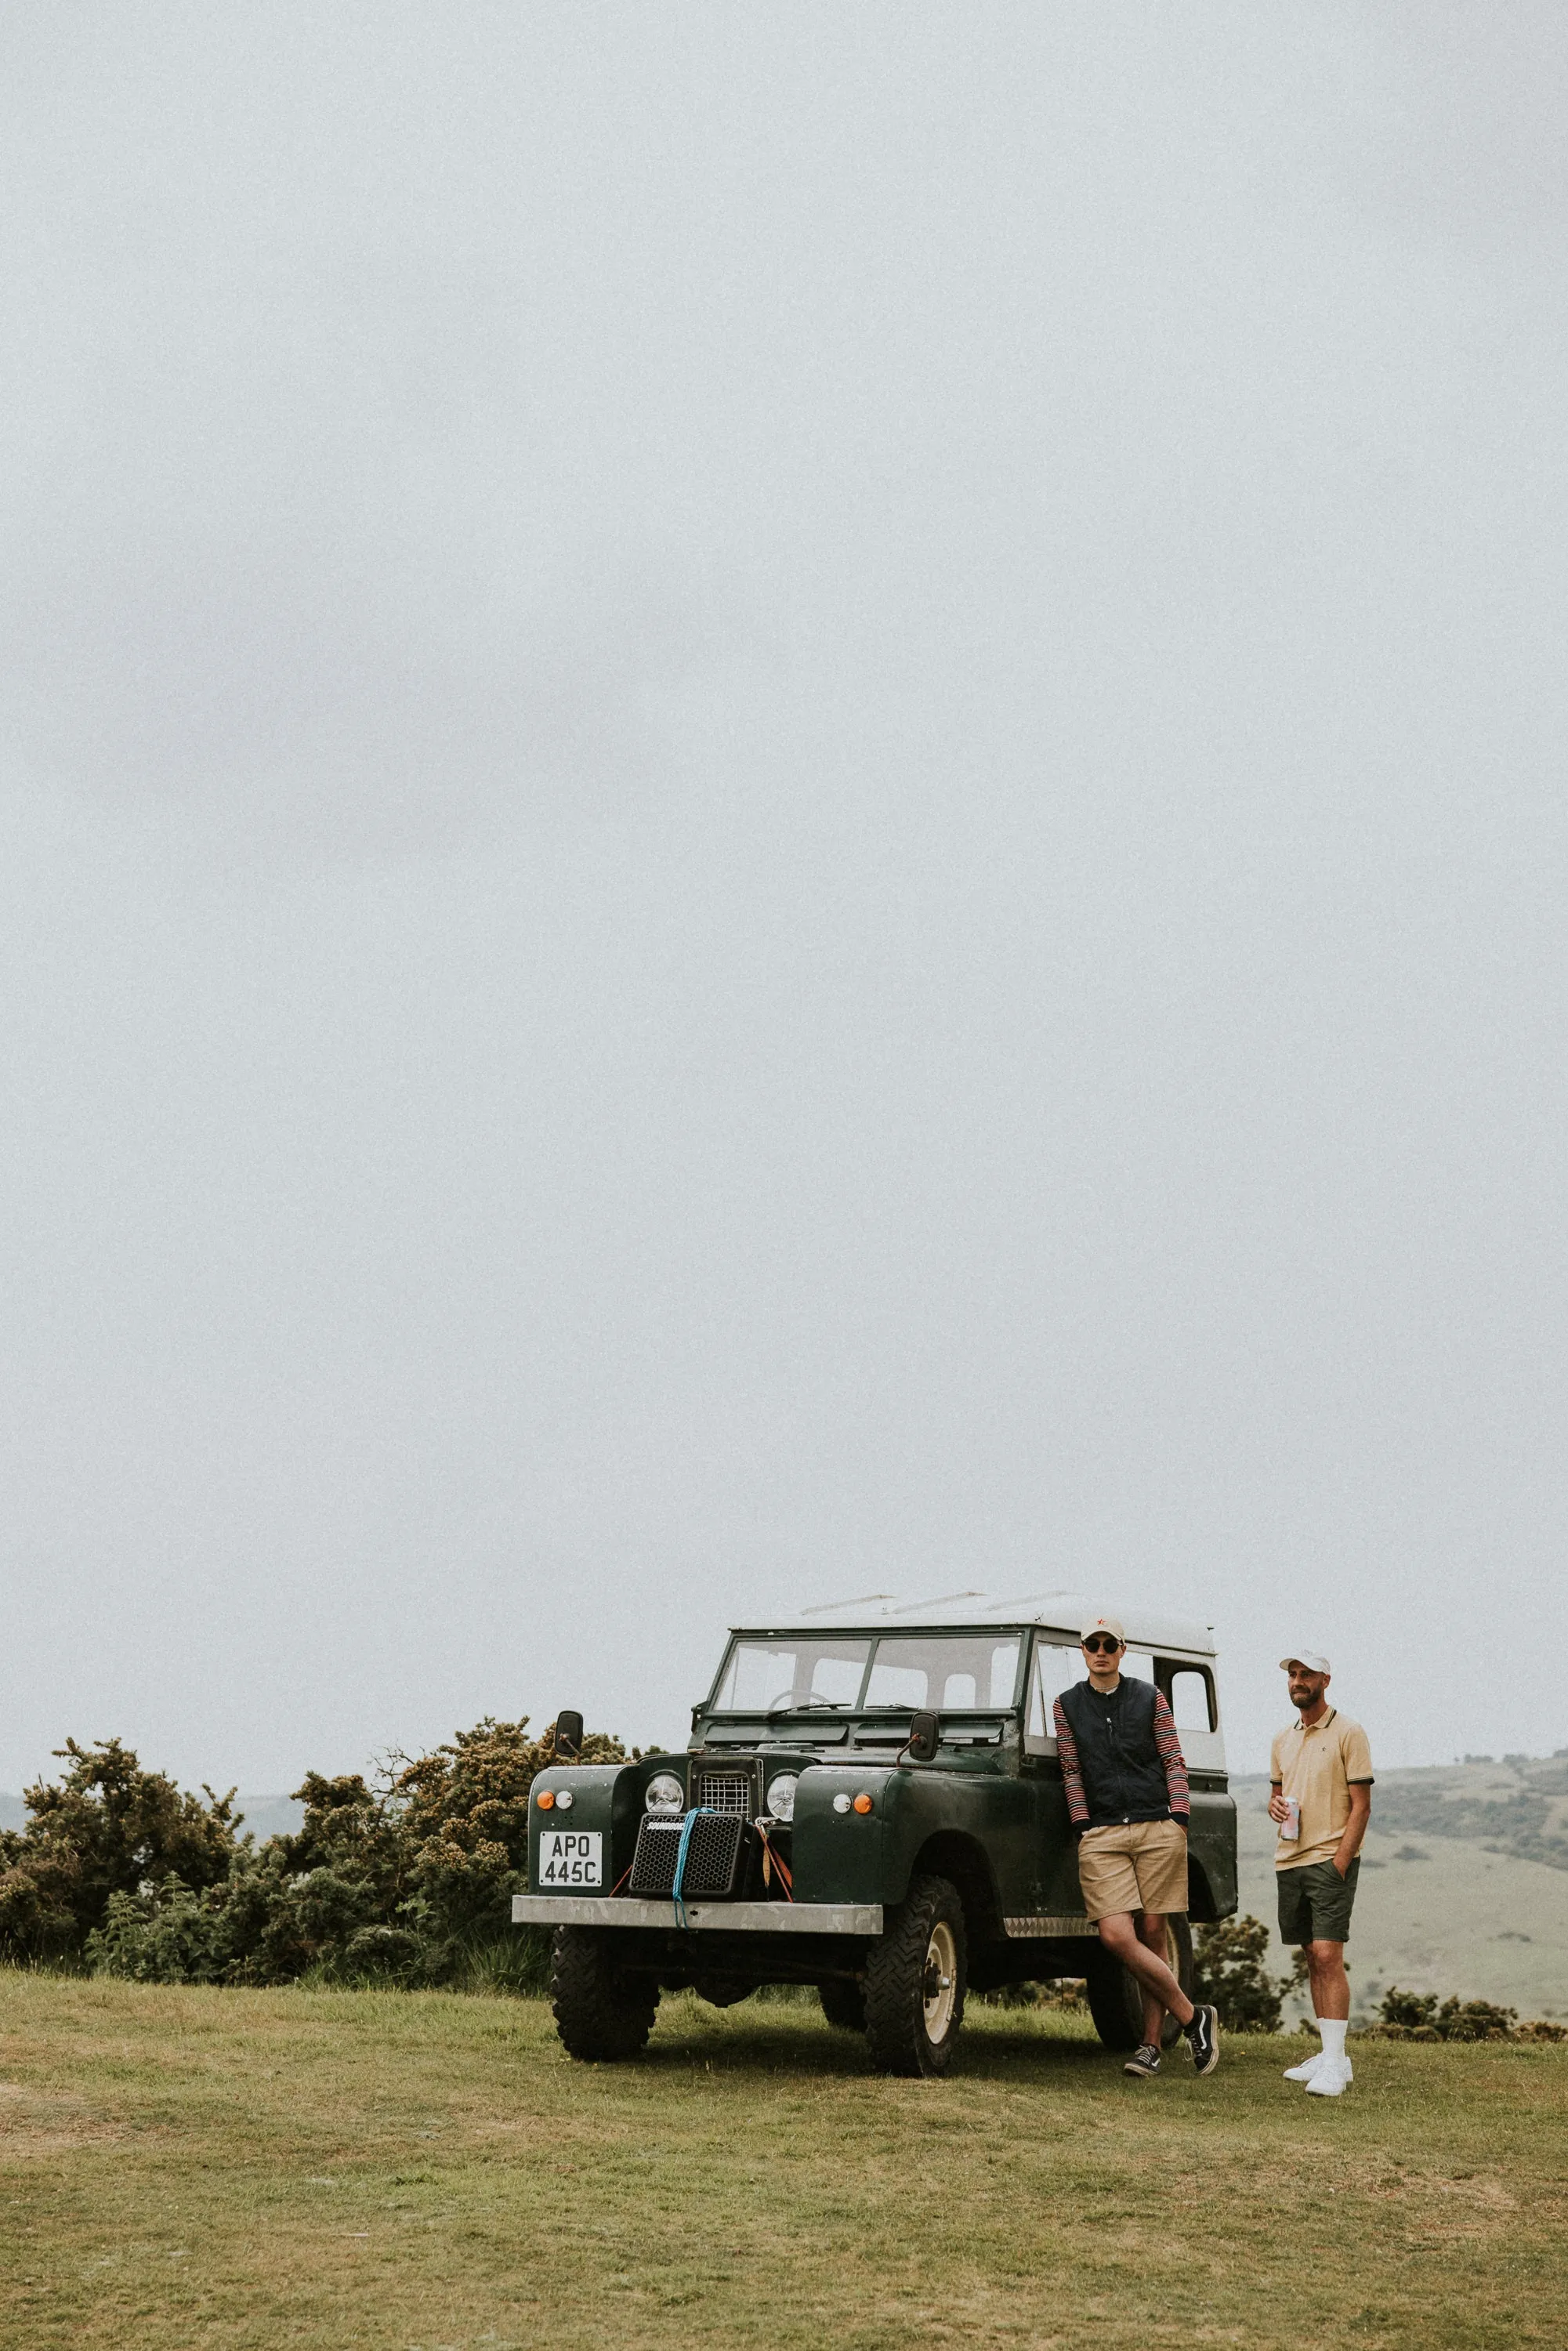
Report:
1052,1683,1190,1829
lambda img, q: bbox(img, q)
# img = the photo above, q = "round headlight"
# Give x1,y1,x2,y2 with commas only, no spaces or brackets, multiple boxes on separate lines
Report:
644,1772,684,1813
554,1787,574,1810
766,1773,799,1823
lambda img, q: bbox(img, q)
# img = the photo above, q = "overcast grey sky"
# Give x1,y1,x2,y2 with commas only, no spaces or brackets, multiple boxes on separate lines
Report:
2,5,1564,1793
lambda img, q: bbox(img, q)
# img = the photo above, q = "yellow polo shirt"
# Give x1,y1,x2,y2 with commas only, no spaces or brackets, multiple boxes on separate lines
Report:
1269,1707,1374,1871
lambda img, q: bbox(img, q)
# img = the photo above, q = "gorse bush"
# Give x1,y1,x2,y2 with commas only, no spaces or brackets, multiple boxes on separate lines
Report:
1193,1914,1293,2033
1373,1984,1563,2042
0,1739,240,1962
3,1718,631,1990
393,1714,627,1965
87,1874,230,1984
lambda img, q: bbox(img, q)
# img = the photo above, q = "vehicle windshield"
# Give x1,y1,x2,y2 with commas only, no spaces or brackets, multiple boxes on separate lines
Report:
709,1630,1023,1713
712,1638,872,1712
862,1635,1021,1711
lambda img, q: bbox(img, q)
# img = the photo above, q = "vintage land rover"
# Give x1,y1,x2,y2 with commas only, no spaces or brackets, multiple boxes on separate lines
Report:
513,1596,1237,2076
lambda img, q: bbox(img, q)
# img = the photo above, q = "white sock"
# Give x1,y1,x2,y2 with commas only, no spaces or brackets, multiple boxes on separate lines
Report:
1319,2019,1348,2063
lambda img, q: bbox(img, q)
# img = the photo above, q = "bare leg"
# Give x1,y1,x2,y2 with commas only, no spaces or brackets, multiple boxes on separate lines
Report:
1098,1910,1194,2031
1135,1910,1172,2045
1305,1940,1349,2021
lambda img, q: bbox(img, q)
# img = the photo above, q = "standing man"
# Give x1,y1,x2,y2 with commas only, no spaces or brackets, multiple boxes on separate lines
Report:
1270,1649,1373,2098
1054,1613,1219,2080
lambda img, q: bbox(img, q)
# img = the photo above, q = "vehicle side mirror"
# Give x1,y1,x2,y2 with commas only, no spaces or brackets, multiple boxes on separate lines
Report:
554,1710,584,1761
904,1709,940,1764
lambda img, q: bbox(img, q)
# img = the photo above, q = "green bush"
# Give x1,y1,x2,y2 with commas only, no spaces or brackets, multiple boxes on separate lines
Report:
1378,1984,1439,2031
1374,1985,1554,2041
1193,1915,1293,2033
5,1721,635,1994
85,1875,230,1984
1435,1995,1518,2041
392,1715,629,1969
0,1739,240,1963
50,1715,630,1991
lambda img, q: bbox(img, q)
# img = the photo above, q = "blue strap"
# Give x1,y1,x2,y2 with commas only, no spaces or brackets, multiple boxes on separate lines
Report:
672,1806,715,1929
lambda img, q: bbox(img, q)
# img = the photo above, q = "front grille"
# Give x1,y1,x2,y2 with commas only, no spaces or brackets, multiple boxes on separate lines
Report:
629,1812,746,1898
690,1766,755,1818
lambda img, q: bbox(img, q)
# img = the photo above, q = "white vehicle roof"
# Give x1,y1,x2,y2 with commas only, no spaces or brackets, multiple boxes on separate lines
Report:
734,1590,1217,1661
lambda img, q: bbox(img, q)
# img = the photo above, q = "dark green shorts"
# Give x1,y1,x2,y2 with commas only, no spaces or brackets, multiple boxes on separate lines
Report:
1276,1857,1359,1946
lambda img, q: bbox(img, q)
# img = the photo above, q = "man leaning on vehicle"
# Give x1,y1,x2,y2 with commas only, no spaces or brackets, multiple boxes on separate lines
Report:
1053,1614,1219,2081
1270,1647,1373,2099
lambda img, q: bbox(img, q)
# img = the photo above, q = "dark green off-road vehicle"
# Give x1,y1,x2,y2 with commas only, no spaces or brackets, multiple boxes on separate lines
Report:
513,1599,1237,2076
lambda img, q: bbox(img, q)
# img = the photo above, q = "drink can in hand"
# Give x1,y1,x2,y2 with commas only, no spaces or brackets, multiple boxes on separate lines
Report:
1280,1796,1301,1842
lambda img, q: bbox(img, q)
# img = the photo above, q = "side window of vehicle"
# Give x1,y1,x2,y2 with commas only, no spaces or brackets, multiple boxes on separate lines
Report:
1025,1643,1080,1751
1025,1641,1167,1751
1166,1666,1215,1734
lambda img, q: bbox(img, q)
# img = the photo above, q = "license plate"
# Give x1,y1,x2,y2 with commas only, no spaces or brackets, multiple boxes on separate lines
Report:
537,1829,603,1888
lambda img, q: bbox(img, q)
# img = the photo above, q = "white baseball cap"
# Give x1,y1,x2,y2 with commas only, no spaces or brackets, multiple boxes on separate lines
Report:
1280,1648,1331,1674
1080,1614,1126,1645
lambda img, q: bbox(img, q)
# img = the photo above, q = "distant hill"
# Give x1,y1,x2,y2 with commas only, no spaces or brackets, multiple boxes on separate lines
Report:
0,1792,302,1842
1365,1752,1568,1870
229,1795,305,1842
1233,1753,1568,2023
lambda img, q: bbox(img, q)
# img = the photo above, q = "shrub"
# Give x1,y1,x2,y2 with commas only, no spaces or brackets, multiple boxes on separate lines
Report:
1436,1996,1517,2041
1193,1915,1291,2032
0,1739,241,1963
978,1980,1086,2012
1374,1986,1552,2042
85,1875,230,1984
78,1714,632,1990
340,1925,427,1981
392,1715,630,1972
1379,1985,1438,2032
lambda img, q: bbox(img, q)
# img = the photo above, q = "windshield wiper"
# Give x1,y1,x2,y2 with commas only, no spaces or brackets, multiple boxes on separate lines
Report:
767,1697,852,1714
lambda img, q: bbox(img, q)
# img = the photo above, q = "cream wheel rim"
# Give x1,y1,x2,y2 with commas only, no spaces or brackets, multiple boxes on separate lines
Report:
922,1920,958,2040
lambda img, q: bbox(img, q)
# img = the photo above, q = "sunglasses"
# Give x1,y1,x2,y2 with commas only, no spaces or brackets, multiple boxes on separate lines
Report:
1082,1635,1122,1656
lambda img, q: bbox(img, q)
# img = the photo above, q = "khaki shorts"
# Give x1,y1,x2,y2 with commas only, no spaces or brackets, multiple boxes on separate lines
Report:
1076,1818,1189,1922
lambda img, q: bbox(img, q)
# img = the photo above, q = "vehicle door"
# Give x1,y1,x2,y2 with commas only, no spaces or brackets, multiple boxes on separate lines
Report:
1154,1657,1237,1917
1020,1635,1089,1914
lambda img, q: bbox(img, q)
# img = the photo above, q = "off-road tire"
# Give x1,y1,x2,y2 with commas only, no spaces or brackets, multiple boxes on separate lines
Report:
1086,1914,1194,2052
864,1874,968,2078
817,1977,867,2032
550,1927,660,2061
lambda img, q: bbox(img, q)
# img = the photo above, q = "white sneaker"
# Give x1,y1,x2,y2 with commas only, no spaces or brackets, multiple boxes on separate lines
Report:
1284,2049,1323,2081
1305,2057,1353,2097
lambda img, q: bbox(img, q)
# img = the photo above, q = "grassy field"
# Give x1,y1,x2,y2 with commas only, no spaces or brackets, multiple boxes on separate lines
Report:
3,1974,1565,2351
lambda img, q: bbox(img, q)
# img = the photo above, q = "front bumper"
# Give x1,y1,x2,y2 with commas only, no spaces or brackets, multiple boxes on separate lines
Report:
512,1894,883,1935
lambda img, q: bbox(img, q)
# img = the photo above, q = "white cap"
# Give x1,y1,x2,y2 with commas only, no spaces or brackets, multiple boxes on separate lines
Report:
1080,1613,1126,1645
1280,1648,1331,1674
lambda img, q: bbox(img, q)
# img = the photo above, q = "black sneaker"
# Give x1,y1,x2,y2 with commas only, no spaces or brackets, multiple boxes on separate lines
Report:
1123,2042,1161,2078
1185,2003,1220,2075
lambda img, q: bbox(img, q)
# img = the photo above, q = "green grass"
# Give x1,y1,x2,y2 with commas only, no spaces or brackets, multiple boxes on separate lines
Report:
2,1972,1564,2350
